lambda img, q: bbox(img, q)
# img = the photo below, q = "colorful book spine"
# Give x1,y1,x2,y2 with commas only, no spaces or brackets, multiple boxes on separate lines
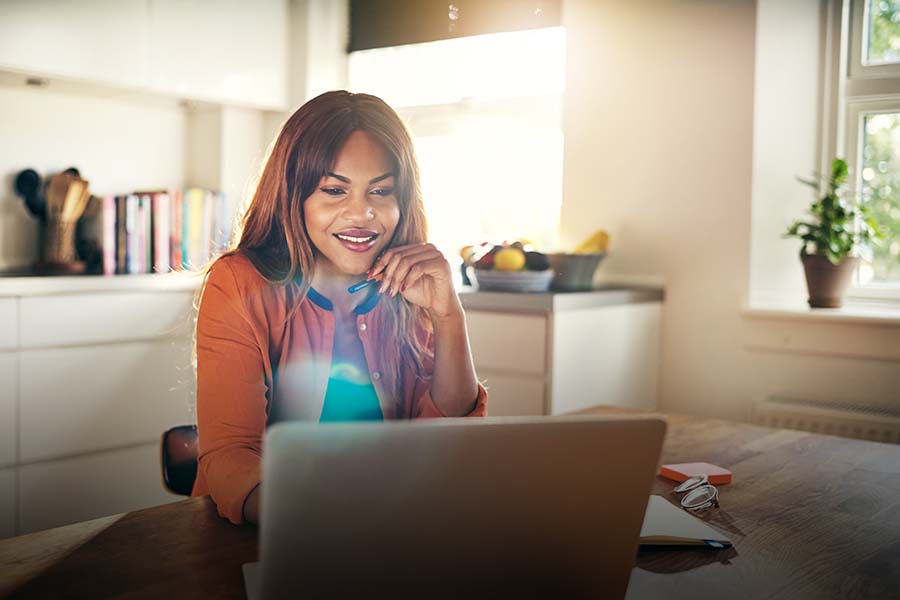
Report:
151,192,171,273
102,195,116,276
170,189,183,271
186,188,204,269
116,196,127,274
141,194,152,273
126,195,140,274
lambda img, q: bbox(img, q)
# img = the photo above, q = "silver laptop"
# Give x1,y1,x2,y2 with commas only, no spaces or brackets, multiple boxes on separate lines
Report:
244,415,666,599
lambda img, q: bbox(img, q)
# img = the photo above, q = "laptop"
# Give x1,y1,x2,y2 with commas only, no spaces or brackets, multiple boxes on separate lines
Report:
244,415,666,599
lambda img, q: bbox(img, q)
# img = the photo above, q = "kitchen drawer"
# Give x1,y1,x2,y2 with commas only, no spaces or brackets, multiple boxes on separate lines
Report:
0,354,15,467
479,371,545,417
0,468,13,539
20,291,194,348
466,311,547,375
19,340,195,462
18,443,179,534
0,299,16,350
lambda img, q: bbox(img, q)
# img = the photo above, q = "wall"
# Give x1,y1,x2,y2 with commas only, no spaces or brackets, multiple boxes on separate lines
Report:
561,0,900,421
0,86,186,270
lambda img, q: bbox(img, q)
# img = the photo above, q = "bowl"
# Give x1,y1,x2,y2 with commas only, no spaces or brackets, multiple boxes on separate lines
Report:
471,269,555,293
548,253,606,291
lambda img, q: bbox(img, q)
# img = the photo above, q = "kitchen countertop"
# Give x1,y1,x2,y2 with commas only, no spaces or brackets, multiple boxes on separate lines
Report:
458,285,664,313
0,273,664,311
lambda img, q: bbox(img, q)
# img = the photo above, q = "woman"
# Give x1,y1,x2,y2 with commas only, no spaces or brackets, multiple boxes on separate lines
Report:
191,91,488,526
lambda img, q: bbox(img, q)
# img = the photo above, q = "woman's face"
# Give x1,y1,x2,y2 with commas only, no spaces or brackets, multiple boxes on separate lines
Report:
304,130,401,277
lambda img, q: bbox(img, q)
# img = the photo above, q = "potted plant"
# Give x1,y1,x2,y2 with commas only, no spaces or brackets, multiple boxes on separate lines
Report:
784,158,883,308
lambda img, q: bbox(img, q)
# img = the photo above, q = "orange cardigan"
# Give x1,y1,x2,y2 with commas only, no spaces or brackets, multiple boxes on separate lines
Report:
191,253,488,524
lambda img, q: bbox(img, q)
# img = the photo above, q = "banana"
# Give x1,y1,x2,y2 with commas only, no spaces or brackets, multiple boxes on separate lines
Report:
574,230,610,254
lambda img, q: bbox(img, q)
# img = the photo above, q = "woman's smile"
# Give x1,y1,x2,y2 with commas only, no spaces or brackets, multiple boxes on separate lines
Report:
333,228,380,252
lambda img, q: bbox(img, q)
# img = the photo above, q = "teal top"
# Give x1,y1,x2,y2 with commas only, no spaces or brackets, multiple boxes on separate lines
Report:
319,375,383,422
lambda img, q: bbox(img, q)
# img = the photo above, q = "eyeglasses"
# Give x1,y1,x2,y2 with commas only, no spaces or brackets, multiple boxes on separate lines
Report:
673,474,720,512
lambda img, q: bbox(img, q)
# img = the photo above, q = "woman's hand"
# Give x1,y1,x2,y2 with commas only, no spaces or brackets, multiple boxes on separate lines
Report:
368,243,462,320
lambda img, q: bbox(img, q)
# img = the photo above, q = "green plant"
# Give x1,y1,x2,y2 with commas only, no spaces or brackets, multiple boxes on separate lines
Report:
784,158,883,264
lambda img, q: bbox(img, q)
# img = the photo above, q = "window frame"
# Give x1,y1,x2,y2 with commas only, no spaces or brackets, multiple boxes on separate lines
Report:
834,0,900,301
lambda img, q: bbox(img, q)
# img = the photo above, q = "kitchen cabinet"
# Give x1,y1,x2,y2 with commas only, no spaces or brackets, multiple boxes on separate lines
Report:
147,0,288,109
0,276,198,537
0,469,14,539
461,287,663,417
0,354,16,468
0,0,148,88
18,442,174,535
0,0,288,110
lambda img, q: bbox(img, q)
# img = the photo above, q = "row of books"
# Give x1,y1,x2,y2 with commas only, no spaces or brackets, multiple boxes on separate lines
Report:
99,189,238,275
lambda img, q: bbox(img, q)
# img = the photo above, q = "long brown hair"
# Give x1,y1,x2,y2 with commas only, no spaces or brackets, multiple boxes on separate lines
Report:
201,90,432,402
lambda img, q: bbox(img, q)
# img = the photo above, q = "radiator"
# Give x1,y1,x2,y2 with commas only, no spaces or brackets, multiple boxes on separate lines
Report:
752,396,900,444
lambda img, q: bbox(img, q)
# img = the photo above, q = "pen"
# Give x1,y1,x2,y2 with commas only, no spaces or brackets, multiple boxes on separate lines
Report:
348,278,378,294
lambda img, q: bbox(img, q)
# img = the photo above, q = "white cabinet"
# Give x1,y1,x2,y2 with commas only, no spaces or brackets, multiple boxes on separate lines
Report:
1,279,198,537
0,0,148,88
0,354,16,467
550,303,661,415
147,0,288,108
19,291,194,347
19,340,194,462
0,0,288,109
18,443,177,534
464,294,662,418
0,300,17,350
0,468,14,539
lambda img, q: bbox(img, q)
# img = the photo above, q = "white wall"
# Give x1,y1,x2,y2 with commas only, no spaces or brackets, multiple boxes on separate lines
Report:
750,0,823,304
0,86,185,270
561,0,757,420
562,0,900,421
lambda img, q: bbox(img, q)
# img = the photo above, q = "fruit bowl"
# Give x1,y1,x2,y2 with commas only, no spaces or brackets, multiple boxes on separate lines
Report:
548,253,606,291
471,268,555,293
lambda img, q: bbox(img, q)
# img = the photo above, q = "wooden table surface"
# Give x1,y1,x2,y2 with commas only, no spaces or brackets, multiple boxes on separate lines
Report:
2,409,899,599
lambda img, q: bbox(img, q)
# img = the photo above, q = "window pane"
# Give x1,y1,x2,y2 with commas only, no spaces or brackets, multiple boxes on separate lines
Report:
349,27,565,108
860,112,900,283
866,0,900,65
415,121,563,260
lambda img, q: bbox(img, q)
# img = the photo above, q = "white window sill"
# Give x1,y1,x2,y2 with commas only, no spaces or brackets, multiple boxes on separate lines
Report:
742,302,900,327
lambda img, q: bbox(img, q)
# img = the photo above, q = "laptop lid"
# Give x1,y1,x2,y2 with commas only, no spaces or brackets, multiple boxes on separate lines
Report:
257,415,666,599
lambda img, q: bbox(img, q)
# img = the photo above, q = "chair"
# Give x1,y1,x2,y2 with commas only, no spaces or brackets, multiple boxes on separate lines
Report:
161,425,199,496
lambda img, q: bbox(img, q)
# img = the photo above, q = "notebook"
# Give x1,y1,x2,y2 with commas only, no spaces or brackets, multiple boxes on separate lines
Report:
639,495,732,548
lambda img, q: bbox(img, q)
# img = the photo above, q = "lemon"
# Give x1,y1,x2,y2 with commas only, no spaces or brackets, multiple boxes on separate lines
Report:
494,247,526,271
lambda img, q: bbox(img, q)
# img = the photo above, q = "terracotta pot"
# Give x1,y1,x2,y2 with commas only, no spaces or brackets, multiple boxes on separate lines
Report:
801,254,859,308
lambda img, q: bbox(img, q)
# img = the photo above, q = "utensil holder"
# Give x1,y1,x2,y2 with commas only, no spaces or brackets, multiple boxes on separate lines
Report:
35,218,86,274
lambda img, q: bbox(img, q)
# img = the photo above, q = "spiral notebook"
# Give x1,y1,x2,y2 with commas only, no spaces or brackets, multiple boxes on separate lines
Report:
640,495,732,548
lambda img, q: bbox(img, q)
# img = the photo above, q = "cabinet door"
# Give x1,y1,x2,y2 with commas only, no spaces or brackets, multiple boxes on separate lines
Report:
479,371,545,417
0,0,148,87
550,303,661,415
0,299,16,350
466,311,547,375
19,340,195,462
19,291,194,348
18,443,179,534
0,468,13,539
147,0,288,109
0,354,15,468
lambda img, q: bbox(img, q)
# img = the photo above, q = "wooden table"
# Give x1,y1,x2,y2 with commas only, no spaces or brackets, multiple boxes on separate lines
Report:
2,410,899,599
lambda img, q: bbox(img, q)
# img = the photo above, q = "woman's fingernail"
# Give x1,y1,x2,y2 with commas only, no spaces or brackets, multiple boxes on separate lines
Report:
379,282,387,294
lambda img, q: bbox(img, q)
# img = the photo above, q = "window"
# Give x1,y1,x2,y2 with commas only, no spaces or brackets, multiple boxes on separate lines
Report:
348,27,566,262
843,0,900,296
